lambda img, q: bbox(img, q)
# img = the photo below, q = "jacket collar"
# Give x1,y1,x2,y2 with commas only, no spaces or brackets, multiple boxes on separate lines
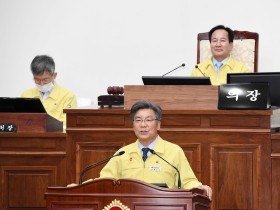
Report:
206,56,235,71
130,135,165,155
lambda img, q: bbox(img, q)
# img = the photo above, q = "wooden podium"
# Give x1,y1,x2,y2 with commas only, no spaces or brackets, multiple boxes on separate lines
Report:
45,178,210,210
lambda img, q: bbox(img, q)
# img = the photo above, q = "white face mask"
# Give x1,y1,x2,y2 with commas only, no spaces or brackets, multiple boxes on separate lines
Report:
36,81,54,93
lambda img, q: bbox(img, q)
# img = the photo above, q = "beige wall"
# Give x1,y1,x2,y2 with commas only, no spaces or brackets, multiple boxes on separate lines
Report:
0,0,278,104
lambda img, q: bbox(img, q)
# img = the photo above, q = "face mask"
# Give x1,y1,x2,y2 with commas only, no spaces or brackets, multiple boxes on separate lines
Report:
36,81,54,93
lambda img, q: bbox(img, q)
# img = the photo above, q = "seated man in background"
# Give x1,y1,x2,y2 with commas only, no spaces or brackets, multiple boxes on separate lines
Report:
21,55,77,125
191,25,249,85
99,100,212,199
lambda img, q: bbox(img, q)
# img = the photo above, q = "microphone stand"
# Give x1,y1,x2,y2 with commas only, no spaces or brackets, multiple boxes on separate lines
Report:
149,149,181,189
195,65,206,77
162,63,185,77
79,151,125,184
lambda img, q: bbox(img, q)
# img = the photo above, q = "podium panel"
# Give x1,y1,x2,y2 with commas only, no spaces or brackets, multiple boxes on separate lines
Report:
45,178,210,210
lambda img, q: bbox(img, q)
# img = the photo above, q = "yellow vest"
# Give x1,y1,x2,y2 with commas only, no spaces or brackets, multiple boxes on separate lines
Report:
100,136,202,189
21,83,77,125
191,56,249,86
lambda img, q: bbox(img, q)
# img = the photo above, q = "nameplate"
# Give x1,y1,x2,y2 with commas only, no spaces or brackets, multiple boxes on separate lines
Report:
218,83,270,110
0,123,17,132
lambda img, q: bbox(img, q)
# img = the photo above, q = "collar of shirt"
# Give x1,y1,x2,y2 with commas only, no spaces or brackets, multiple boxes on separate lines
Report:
138,135,158,156
212,57,229,73
41,88,53,100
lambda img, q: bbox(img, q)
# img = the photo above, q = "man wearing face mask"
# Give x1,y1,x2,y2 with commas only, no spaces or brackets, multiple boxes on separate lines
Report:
21,55,77,126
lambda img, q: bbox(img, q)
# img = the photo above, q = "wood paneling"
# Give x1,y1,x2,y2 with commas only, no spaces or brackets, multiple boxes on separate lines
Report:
211,144,259,210
124,85,218,110
1,107,280,210
4,167,55,207
271,134,280,210
0,133,66,210
64,108,278,210
0,113,62,132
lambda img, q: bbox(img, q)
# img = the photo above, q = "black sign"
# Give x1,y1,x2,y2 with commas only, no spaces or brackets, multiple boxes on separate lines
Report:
0,123,17,132
218,83,270,110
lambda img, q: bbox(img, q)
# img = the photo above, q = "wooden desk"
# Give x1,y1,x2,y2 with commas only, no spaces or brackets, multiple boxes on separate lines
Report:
0,132,66,210
65,107,280,210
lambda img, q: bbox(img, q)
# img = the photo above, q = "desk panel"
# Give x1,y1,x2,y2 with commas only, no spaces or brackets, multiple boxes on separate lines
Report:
0,132,66,210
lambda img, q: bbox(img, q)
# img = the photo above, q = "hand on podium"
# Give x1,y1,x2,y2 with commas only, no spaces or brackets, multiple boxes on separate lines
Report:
198,185,212,200
66,183,78,187
66,178,94,187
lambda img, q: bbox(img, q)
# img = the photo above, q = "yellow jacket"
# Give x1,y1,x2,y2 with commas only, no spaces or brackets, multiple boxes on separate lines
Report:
21,83,77,125
191,56,249,86
100,136,202,189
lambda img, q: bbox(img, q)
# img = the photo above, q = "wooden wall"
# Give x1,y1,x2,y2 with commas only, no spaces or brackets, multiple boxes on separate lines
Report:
1,107,280,210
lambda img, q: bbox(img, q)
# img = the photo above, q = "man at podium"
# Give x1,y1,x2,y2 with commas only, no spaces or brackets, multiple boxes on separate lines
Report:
21,55,77,125
99,100,212,199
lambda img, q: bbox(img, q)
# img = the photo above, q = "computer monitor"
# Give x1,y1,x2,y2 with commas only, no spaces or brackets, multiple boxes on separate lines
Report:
0,97,46,113
227,72,280,107
142,76,211,85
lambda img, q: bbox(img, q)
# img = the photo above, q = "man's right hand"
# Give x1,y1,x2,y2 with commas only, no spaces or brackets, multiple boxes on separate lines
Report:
66,183,78,187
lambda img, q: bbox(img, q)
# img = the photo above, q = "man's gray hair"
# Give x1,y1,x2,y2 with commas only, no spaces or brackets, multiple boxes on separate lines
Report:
130,100,162,121
31,55,55,75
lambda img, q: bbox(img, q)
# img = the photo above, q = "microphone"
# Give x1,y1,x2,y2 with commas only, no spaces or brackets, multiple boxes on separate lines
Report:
79,151,125,184
195,65,206,77
162,63,185,77
148,148,181,189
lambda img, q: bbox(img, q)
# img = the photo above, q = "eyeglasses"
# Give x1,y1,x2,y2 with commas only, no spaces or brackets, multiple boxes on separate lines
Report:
33,76,53,84
133,118,159,125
